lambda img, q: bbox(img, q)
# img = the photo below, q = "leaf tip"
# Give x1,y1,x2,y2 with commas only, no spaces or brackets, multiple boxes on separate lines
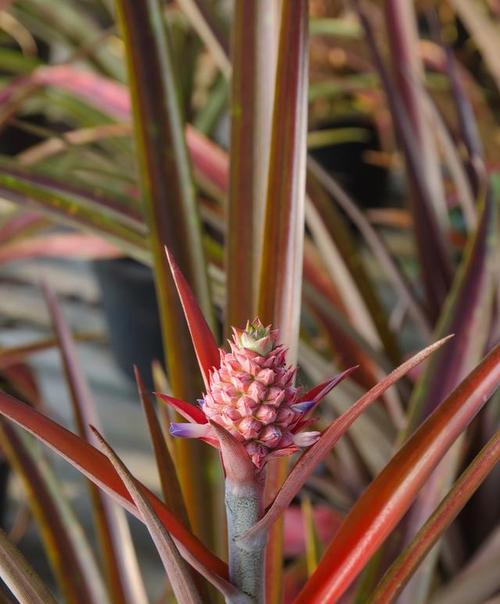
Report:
434,333,455,349
164,245,178,276
133,365,147,394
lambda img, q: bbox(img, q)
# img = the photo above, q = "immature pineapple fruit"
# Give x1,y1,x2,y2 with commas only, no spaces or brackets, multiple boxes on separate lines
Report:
171,319,319,468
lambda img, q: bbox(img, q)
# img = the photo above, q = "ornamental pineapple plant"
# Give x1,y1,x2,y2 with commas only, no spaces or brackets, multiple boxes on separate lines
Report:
0,0,498,603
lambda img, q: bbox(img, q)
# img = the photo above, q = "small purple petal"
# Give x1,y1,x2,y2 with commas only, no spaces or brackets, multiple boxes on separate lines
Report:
170,423,212,439
291,400,315,413
292,431,321,447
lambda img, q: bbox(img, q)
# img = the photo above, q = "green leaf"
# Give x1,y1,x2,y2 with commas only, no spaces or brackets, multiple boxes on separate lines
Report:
175,0,230,77
13,0,124,79
0,167,148,261
301,496,321,577
0,48,40,73
309,17,362,39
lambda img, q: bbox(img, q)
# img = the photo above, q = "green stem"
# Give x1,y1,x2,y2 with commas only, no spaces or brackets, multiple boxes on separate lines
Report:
225,480,266,603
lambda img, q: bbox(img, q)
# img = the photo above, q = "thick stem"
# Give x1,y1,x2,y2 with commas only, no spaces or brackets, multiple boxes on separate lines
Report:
225,480,266,602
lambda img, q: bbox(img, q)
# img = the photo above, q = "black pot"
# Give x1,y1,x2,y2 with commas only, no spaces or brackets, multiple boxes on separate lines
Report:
309,115,390,208
93,258,164,388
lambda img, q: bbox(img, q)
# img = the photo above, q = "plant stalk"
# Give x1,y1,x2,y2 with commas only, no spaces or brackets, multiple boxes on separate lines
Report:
225,480,266,603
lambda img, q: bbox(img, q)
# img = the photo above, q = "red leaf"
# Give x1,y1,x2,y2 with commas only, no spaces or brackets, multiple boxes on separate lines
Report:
44,285,148,604
91,428,203,604
155,393,207,424
240,336,452,547
255,3,309,600
186,127,228,194
355,1,453,318
294,345,500,603
0,391,228,580
165,247,220,390
395,178,495,604
0,211,46,245
369,430,500,603
0,422,102,604
293,366,358,431
297,366,357,409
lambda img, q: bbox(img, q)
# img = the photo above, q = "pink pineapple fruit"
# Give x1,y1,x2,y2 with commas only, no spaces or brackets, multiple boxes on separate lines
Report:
200,319,320,467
